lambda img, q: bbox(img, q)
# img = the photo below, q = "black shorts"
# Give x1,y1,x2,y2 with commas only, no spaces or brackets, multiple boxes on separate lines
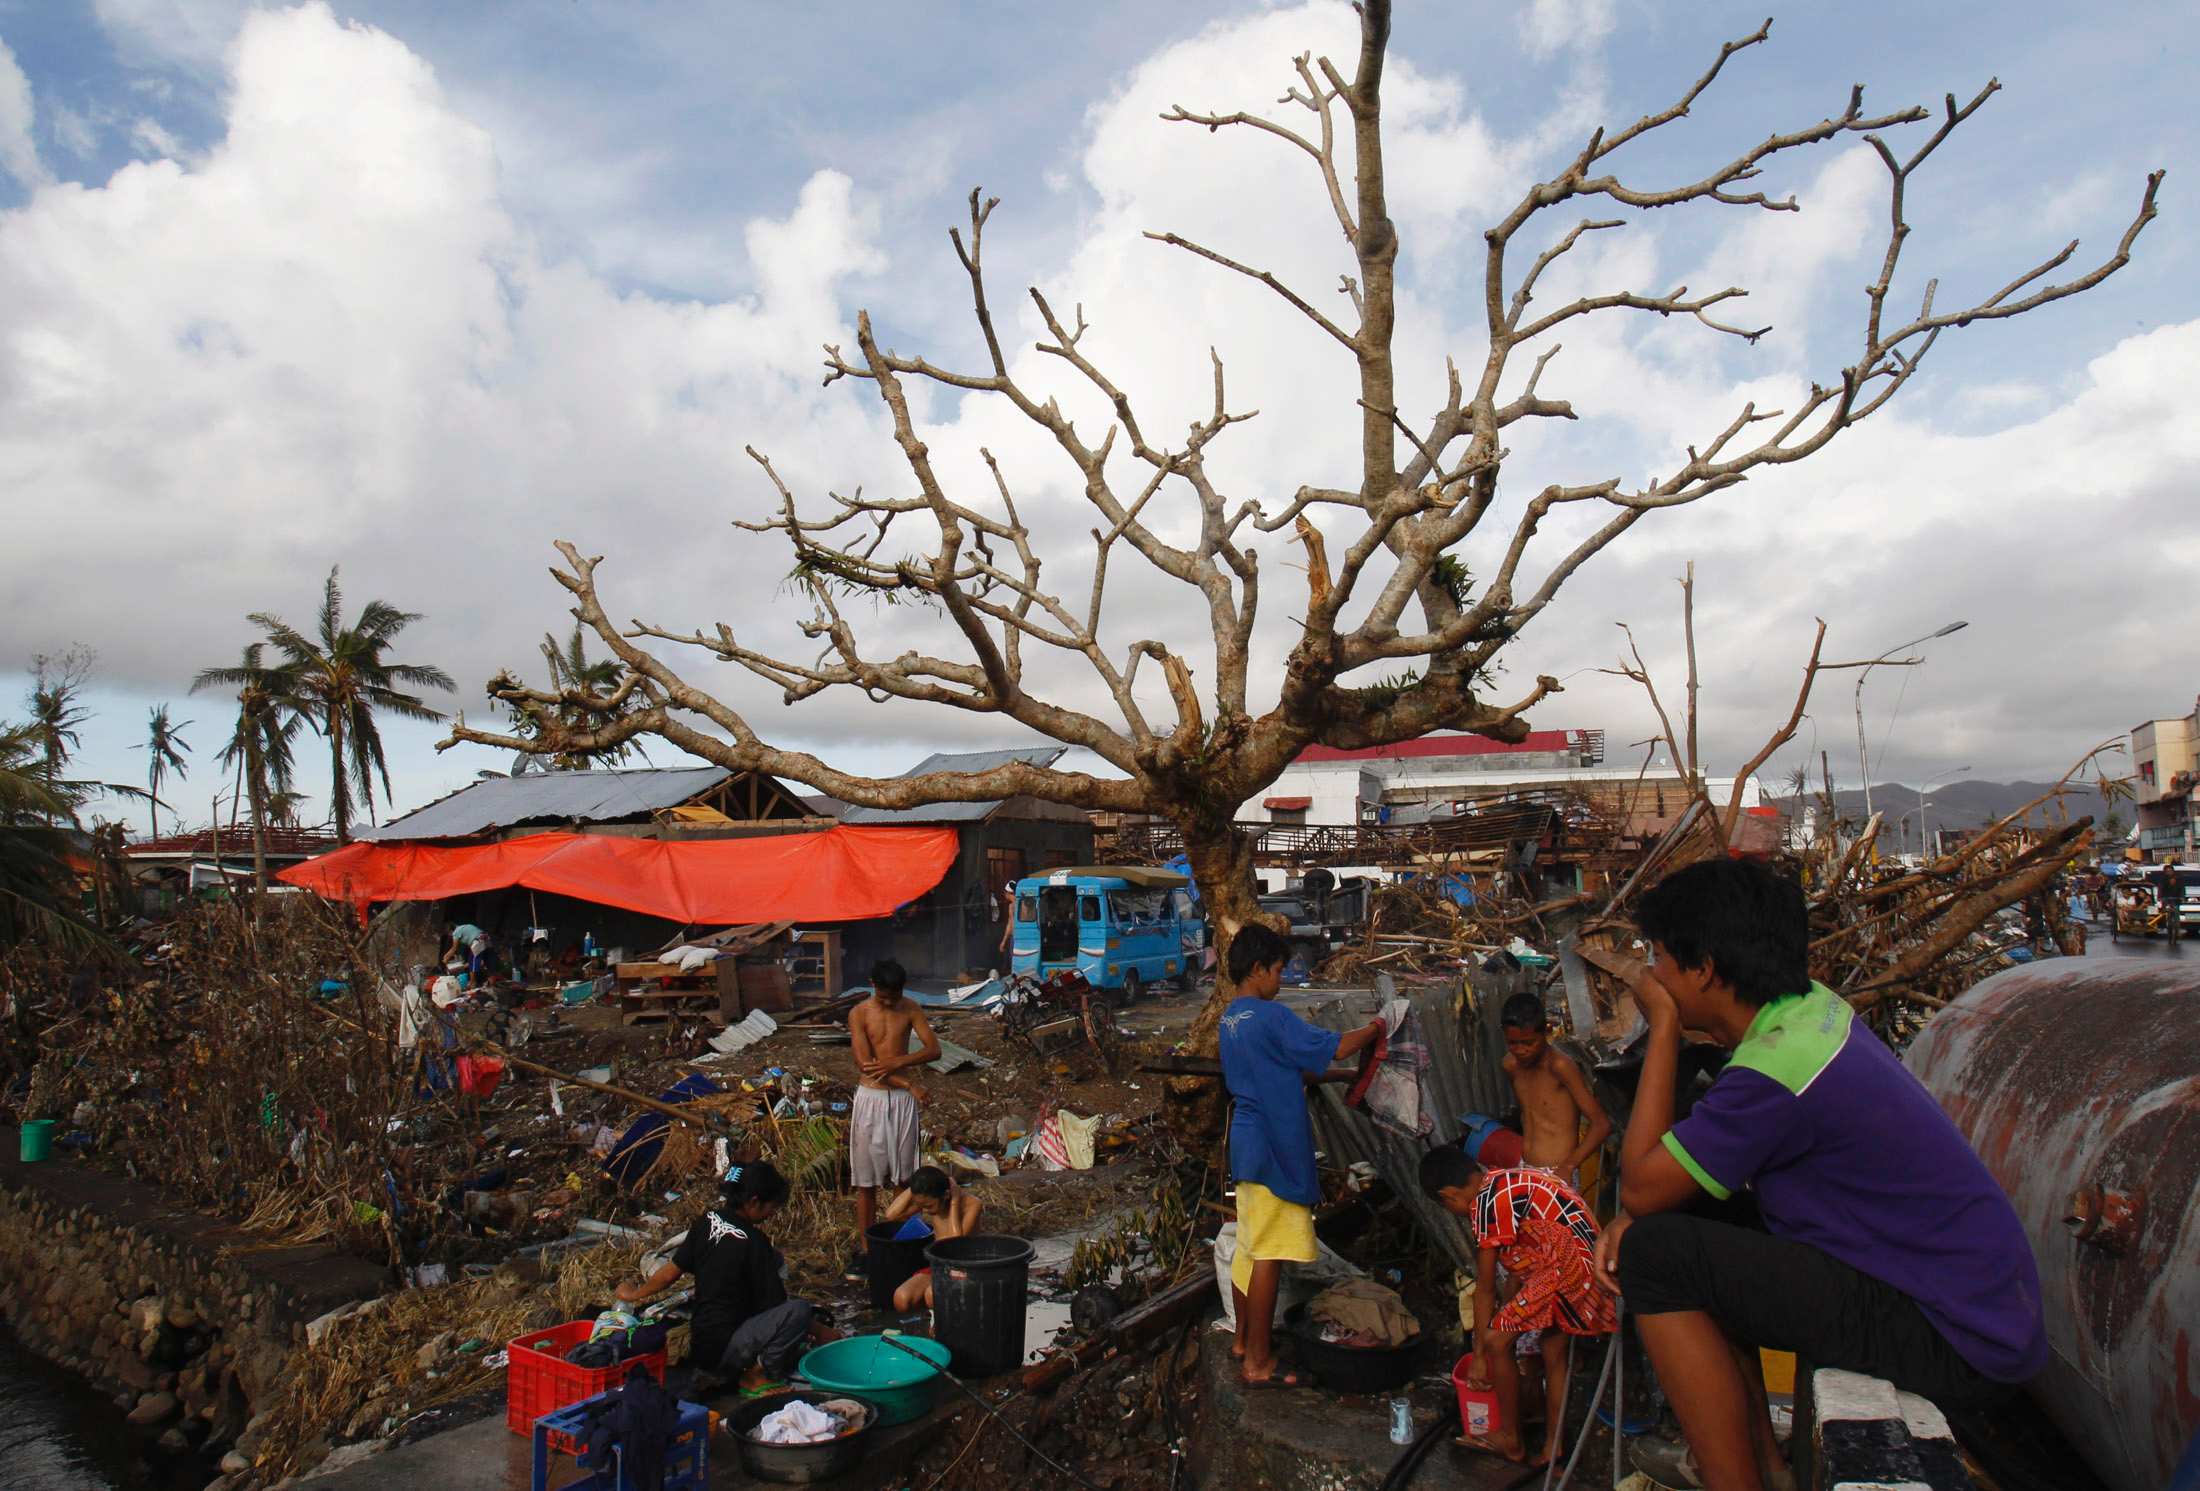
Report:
1616,1213,2011,1413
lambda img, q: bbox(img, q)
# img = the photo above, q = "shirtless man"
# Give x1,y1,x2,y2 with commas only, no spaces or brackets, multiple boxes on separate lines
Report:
1500,992,1611,1180
846,959,940,1275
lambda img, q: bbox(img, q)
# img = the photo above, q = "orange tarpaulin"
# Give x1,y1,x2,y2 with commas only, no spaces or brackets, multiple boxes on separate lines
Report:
277,826,958,924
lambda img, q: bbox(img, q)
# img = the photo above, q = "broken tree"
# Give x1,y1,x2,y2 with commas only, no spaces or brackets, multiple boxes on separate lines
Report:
443,2,2160,1075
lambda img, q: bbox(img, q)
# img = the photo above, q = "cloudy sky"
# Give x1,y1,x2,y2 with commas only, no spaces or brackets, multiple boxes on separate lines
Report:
3,0,2193,835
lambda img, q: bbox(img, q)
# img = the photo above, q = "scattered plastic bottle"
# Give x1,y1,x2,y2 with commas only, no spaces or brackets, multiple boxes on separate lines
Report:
1388,1397,1413,1444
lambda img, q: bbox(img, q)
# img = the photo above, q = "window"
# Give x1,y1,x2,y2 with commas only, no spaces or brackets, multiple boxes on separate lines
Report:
1016,895,1037,923
2141,761,2157,785
1270,806,1308,826
1107,889,1169,924
1043,848,1078,869
1079,895,1100,921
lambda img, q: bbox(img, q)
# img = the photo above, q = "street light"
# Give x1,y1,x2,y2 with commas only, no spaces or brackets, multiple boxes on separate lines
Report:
1918,766,1971,860
1853,621,1968,820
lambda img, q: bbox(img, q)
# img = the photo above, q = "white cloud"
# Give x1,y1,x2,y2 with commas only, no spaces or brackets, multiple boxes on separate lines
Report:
91,0,249,70
6,0,2191,831
45,99,101,160
4,4,895,744
0,36,49,188
1519,0,1617,60
128,115,188,160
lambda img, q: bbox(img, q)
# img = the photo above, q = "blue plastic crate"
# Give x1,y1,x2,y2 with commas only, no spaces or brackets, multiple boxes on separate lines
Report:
530,1391,707,1491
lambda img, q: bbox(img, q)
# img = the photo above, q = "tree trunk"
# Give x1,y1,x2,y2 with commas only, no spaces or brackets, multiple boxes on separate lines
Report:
1164,816,1289,1138
329,713,349,845
246,745,270,898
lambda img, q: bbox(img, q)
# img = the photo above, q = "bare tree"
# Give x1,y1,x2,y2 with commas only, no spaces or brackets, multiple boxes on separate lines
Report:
446,4,2159,1052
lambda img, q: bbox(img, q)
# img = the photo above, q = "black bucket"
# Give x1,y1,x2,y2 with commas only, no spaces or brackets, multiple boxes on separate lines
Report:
1286,1304,1421,1394
864,1221,930,1311
926,1233,1034,1377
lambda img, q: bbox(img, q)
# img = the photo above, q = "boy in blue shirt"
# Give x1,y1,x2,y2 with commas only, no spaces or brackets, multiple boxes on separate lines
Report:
1219,923,1384,1387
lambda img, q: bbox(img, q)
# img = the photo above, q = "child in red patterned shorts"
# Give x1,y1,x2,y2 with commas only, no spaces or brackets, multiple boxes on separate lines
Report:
1421,1145,1614,1467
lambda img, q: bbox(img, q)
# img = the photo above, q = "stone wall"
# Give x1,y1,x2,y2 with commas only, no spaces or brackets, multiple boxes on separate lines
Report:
0,1136,385,1482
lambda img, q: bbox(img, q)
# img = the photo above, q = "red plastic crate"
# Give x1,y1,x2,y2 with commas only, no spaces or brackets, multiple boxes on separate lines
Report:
505,1322,667,1447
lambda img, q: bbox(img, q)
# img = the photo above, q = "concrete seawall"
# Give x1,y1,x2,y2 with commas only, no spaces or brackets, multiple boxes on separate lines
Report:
0,1131,385,1483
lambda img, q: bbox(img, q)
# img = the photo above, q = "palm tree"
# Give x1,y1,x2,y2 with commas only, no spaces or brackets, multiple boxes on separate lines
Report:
0,718,116,950
135,704,193,843
193,643,307,892
505,624,652,773
25,647,94,820
250,567,455,843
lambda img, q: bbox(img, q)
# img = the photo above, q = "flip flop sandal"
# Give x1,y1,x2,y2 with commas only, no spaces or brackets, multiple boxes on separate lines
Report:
738,1378,792,1400
1238,1368,1308,1391
1629,1437,1703,1489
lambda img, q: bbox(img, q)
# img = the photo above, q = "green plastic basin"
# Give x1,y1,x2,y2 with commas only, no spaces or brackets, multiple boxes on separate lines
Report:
797,1333,949,1426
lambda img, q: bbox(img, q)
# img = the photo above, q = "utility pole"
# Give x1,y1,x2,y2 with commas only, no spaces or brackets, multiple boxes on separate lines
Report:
1852,621,1969,819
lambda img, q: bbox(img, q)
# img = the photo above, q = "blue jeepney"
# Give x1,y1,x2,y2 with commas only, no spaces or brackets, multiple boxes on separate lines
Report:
1010,865,1199,997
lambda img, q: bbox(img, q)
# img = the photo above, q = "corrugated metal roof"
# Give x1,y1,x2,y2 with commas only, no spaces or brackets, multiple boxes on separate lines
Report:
127,827,335,859
1304,967,1529,1275
357,766,732,842
838,747,1067,824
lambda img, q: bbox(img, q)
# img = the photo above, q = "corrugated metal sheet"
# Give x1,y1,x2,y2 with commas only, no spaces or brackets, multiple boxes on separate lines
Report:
1303,965,1529,1275
357,766,732,842
838,747,1067,824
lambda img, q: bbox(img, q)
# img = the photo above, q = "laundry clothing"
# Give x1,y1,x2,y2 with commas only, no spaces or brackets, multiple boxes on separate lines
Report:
1661,982,2046,1381
1470,1166,1615,1338
1618,1213,2011,1412
577,1368,682,1491
1307,1279,1419,1348
672,1206,790,1371
848,1085,920,1189
1219,995,1342,1206
1228,1180,1317,1294
1358,995,1433,1137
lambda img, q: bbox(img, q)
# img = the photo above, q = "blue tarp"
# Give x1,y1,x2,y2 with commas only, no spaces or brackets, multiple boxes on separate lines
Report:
603,1072,722,1188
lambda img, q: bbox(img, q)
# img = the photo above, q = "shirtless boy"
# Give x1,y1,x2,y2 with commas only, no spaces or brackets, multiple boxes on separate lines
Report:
1500,993,1611,1181
881,1165,982,1312
847,960,940,1274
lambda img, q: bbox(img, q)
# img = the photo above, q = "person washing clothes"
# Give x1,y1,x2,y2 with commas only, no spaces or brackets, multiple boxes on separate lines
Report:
1218,923,1384,1390
617,1162,835,1396
1421,1145,1613,1468
880,1165,983,1312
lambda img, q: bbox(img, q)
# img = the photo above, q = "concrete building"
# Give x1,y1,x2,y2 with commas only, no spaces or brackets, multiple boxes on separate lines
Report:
2130,701,2200,862
1243,729,1761,828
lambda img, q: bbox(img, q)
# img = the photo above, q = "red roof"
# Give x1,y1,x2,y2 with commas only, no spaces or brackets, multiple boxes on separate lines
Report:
1263,796,1313,810
1295,730,1577,764
128,827,337,859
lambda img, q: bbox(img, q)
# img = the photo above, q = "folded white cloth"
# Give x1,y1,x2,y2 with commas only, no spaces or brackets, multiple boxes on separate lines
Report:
756,1399,839,1444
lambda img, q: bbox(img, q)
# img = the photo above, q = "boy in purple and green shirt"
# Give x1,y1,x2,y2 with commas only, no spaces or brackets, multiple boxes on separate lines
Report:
1603,859,2043,1491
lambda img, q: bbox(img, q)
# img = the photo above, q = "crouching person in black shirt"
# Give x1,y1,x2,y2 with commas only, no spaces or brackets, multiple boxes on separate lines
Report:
618,1161,833,1394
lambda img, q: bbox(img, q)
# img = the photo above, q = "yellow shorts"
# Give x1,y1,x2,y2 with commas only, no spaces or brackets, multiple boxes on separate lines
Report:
1229,1181,1317,1294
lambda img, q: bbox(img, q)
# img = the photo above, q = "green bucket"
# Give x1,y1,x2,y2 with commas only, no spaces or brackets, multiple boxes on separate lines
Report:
18,1120,57,1163
796,1333,950,1426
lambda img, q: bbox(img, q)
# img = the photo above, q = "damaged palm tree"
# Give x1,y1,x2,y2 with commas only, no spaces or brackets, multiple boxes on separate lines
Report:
443,4,2160,1083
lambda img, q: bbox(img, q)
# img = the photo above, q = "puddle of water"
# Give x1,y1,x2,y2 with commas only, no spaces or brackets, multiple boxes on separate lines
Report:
1023,1296,1075,1362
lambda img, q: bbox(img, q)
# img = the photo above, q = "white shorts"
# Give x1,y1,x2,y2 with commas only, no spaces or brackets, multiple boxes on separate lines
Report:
849,1086,919,1189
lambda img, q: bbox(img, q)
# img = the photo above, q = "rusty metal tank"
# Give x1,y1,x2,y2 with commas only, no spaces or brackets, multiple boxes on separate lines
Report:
1905,959,2200,1491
